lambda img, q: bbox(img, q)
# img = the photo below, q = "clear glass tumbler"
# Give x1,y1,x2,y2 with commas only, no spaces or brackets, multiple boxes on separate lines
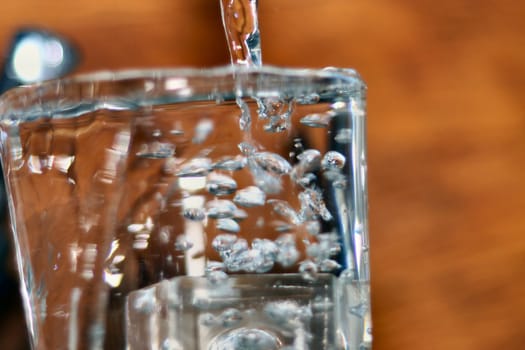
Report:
0,66,370,349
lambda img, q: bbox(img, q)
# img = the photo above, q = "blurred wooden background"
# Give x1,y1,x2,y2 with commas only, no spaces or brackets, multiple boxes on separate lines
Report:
0,0,524,349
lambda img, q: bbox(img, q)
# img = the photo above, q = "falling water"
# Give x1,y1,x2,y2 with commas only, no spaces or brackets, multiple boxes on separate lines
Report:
220,0,262,66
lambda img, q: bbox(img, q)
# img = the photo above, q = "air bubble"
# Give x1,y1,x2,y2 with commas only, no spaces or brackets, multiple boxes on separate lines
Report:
220,308,243,327
300,112,334,128
136,142,175,159
299,260,318,281
252,152,292,175
206,199,237,219
319,259,342,272
334,128,352,144
174,235,193,251
267,199,300,224
193,119,214,144
212,234,238,252
321,151,346,170
233,186,266,207
207,173,238,196
213,155,246,171
216,218,241,233
176,158,212,177
182,207,206,221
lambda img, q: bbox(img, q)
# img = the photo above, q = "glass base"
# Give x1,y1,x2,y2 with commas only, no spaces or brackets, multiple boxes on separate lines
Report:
126,274,371,350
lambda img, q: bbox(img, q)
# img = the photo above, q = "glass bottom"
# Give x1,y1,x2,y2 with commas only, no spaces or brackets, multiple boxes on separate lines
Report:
126,274,371,350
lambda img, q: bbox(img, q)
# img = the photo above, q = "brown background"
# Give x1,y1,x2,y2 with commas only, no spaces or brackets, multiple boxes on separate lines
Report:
1,0,524,349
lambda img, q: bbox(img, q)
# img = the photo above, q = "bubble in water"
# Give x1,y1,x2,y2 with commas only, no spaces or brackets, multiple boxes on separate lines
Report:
349,303,369,318
216,218,241,233
251,238,278,272
212,234,238,252
182,207,206,221
267,199,300,224
299,260,318,281
207,173,238,196
275,234,299,267
158,225,172,244
136,141,175,159
132,288,156,314
207,199,237,219
200,313,218,327
252,152,292,175
211,328,280,350
300,112,334,128
237,98,252,131
264,300,310,330
233,186,266,207
174,235,193,251
220,308,243,328
319,259,342,272
296,93,320,105
233,208,249,221
176,157,212,177
207,270,229,285
291,149,321,182
334,128,352,144
169,129,184,136
192,119,214,144
299,188,333,221
321,151,346,170
238,142,257,156
213,155,246,171
305,221,321,235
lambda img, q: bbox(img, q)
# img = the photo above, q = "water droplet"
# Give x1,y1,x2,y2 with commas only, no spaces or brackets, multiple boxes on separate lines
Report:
207,173,238,196
176,158,212,177
321,151,346,170
136,141,175,159
216,218,241,233
174,235,193,251
213,155,246,171
252,152,292,175
300,111,335,128
182,207,206,221
193,119,214,144
334,128,352,144
319,259,342,272
220,308,243,327
267,199,300,224
233,186,266,207
212,234,238,252
206,199,237,219
299,260,318,281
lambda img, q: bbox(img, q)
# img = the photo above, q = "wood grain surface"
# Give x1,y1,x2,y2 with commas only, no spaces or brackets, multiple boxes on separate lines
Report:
0,0,524,349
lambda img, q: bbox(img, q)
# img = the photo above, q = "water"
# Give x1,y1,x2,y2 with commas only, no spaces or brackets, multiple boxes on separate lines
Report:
0,2,369,347
220,0,262,66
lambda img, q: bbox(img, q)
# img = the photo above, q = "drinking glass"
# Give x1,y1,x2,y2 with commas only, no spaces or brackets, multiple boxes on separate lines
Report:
0,66,370,349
